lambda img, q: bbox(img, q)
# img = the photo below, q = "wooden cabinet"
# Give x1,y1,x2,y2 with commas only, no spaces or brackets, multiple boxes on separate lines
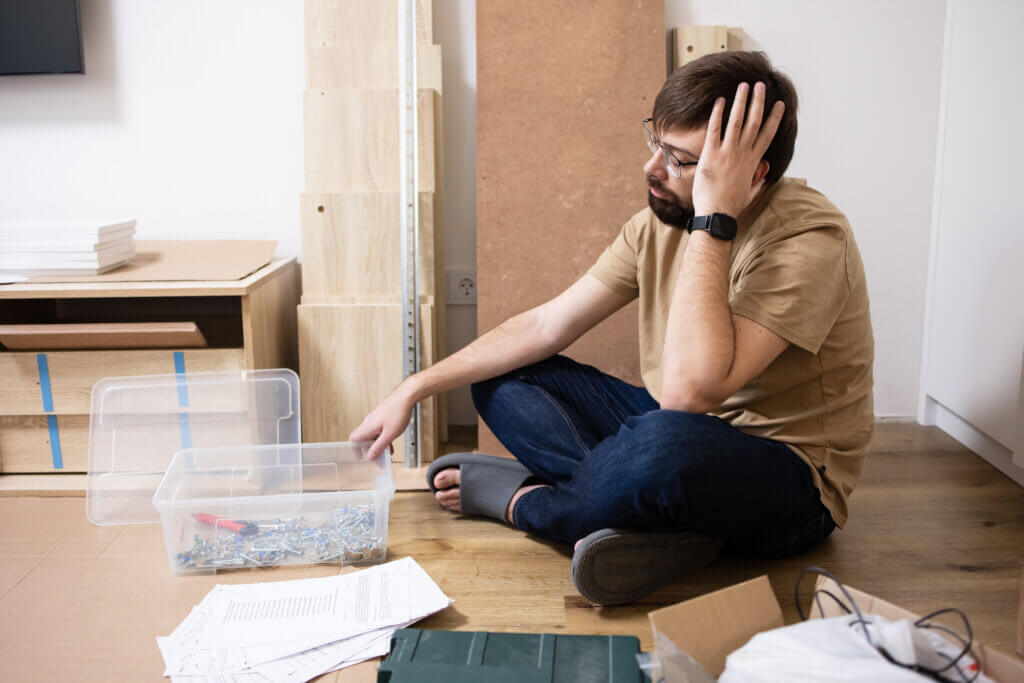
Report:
0,258,299,473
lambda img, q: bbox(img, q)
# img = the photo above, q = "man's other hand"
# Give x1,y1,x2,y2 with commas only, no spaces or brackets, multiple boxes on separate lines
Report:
691,81,785,218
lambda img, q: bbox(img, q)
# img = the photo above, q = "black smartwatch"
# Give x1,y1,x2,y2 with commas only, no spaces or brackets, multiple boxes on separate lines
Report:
686,213,738,241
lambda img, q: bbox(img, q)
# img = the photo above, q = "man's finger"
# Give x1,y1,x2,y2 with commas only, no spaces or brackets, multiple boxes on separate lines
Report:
723,82,749,145
754,100,786,156
704,97,727,149
741,81,766,145
368,433,390,461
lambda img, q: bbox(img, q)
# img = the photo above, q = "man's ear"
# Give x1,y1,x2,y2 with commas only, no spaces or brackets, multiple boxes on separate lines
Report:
753,160,770,185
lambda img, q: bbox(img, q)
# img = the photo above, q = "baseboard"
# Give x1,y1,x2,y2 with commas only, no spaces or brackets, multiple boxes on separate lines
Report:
929,397,1024,489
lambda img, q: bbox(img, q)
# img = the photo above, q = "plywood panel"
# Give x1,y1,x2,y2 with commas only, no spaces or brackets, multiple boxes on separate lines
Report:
670,25,740,70
304,0,432,47
241,259,300,372
0,349,245,416
306,44,442,94
0,322,206,350
476,1,664,455
0,414,88,472
300,192,439,300
298,303,403,445
303,89,440,193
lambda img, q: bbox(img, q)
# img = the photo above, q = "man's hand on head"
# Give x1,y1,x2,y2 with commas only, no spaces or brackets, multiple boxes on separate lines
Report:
691,81,785,218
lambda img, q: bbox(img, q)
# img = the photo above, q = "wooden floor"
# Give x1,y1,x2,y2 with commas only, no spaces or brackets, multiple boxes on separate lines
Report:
0,422,1022,680
413,422,1024,655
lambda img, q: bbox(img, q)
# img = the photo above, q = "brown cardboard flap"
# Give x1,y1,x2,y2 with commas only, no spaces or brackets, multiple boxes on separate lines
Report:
23,240,277,283
648,575,783,677
812,576,1024,682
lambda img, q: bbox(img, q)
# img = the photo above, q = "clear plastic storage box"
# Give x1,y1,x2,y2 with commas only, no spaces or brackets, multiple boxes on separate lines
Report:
87,369,301,526
152,442,396,575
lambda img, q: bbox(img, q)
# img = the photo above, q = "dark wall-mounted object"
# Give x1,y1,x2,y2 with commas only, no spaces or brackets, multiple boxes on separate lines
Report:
0,0,84,75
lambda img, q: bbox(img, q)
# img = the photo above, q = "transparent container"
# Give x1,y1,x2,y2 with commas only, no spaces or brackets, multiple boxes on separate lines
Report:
152,442,395,576
86,369,300,526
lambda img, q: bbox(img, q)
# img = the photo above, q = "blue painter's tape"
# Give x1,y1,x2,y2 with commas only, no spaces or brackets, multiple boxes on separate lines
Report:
46,415,64,469
36,354,54,412
36,354,63,469
173,352,193,449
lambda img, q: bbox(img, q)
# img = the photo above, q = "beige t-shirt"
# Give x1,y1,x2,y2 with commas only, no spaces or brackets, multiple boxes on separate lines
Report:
587,178,874,527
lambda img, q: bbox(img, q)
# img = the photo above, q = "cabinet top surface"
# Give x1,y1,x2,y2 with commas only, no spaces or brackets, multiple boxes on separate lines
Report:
0,257,295,299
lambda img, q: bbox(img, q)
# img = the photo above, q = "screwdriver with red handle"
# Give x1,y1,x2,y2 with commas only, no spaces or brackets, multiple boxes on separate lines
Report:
193,513,258,536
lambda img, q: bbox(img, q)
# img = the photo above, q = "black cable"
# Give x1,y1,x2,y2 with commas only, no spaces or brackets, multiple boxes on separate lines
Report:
793,567,983,683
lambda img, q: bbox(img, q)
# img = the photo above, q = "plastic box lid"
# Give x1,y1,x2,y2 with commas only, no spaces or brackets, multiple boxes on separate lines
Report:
86,368,300,526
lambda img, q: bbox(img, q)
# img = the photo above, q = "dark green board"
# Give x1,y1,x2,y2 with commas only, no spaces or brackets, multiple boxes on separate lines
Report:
377,628,643,682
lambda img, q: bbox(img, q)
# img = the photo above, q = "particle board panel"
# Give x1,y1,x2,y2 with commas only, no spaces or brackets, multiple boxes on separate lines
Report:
240,259,300,372
298,302,404,447
297,302,440,464
306,44,442,94
0,322,207,351
304,0,433,48
300,192,439,301
670,25,742,70
0,348,246,416
476,0,664,455
303,89,440,193
0,414,89,472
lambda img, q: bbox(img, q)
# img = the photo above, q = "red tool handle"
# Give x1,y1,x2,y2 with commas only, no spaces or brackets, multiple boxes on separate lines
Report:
194,513,246,533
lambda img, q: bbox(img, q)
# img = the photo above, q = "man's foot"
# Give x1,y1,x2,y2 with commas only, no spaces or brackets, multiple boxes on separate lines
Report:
571,528,725,606
425,452,542,524
433,468,546,523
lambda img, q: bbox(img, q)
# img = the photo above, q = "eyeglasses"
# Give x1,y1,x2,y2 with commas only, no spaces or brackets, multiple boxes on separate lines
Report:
643,118,699,178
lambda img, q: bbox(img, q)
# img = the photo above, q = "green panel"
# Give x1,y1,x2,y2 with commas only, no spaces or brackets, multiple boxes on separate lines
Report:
377,628,642,683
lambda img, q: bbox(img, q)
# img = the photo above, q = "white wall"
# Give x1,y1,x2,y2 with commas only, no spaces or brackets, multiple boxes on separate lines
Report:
0,0,305,257
0,0,946,421
667,0,946,417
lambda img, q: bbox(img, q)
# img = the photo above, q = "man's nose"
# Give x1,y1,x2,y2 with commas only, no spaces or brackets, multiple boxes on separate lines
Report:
643,149,665,179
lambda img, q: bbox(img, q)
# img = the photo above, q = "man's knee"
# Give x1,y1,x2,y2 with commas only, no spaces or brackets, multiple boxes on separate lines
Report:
470,355,568,413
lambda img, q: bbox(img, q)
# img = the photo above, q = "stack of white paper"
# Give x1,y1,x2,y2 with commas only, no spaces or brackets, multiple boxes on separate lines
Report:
157,557,452,683
0,219,136,275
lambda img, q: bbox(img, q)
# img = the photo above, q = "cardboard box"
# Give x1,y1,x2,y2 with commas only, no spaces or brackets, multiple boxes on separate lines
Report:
648,575,1024,682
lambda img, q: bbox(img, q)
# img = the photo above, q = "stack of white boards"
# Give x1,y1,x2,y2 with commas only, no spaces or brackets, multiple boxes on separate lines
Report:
0,219,136,276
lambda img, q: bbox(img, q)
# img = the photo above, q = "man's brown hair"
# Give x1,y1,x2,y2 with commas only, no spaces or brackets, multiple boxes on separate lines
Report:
652,51,798,185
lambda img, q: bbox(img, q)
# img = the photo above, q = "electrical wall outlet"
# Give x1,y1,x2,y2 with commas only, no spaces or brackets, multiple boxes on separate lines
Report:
447,270,477,305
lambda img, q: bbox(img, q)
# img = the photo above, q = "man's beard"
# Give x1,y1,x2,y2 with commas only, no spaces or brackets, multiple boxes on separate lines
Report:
647,178,694,229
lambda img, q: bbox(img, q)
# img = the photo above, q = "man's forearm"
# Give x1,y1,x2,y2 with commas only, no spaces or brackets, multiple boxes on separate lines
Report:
402,309,558,403
660,231,736,409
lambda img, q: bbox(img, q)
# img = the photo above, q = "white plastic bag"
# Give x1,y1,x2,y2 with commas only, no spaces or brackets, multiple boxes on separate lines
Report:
718,613,995,683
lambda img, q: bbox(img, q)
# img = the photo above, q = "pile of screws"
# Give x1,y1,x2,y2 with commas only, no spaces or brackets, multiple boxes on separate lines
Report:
176,505,386,571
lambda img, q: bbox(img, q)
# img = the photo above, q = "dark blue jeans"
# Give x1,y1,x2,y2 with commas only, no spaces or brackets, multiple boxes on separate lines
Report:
471,355,836,555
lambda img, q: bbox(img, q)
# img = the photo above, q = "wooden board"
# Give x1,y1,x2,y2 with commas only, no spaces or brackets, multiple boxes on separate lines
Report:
298,302,403,445
303,89,441,193
304,0,433,47
476,0,664,455
306,44,442,94
297,302,440,463
0,322,207,351
0,414,89,472
300,192,439,300
670,25,742,70
241,259,300,372
0,348,245,416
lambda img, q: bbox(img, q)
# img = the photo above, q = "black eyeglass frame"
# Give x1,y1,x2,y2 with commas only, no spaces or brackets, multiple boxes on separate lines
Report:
642,117,699,178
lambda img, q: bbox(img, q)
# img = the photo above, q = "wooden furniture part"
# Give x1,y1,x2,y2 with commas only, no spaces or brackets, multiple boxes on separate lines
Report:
0,258,300,473
303,89,442,193
476,0,665,456
0,322,207,350
304,0,432,47
298,301,439,463
300,0,447,462
670,25,742,70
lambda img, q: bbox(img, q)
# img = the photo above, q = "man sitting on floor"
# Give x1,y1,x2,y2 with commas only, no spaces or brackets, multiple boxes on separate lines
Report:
351,51,875,605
